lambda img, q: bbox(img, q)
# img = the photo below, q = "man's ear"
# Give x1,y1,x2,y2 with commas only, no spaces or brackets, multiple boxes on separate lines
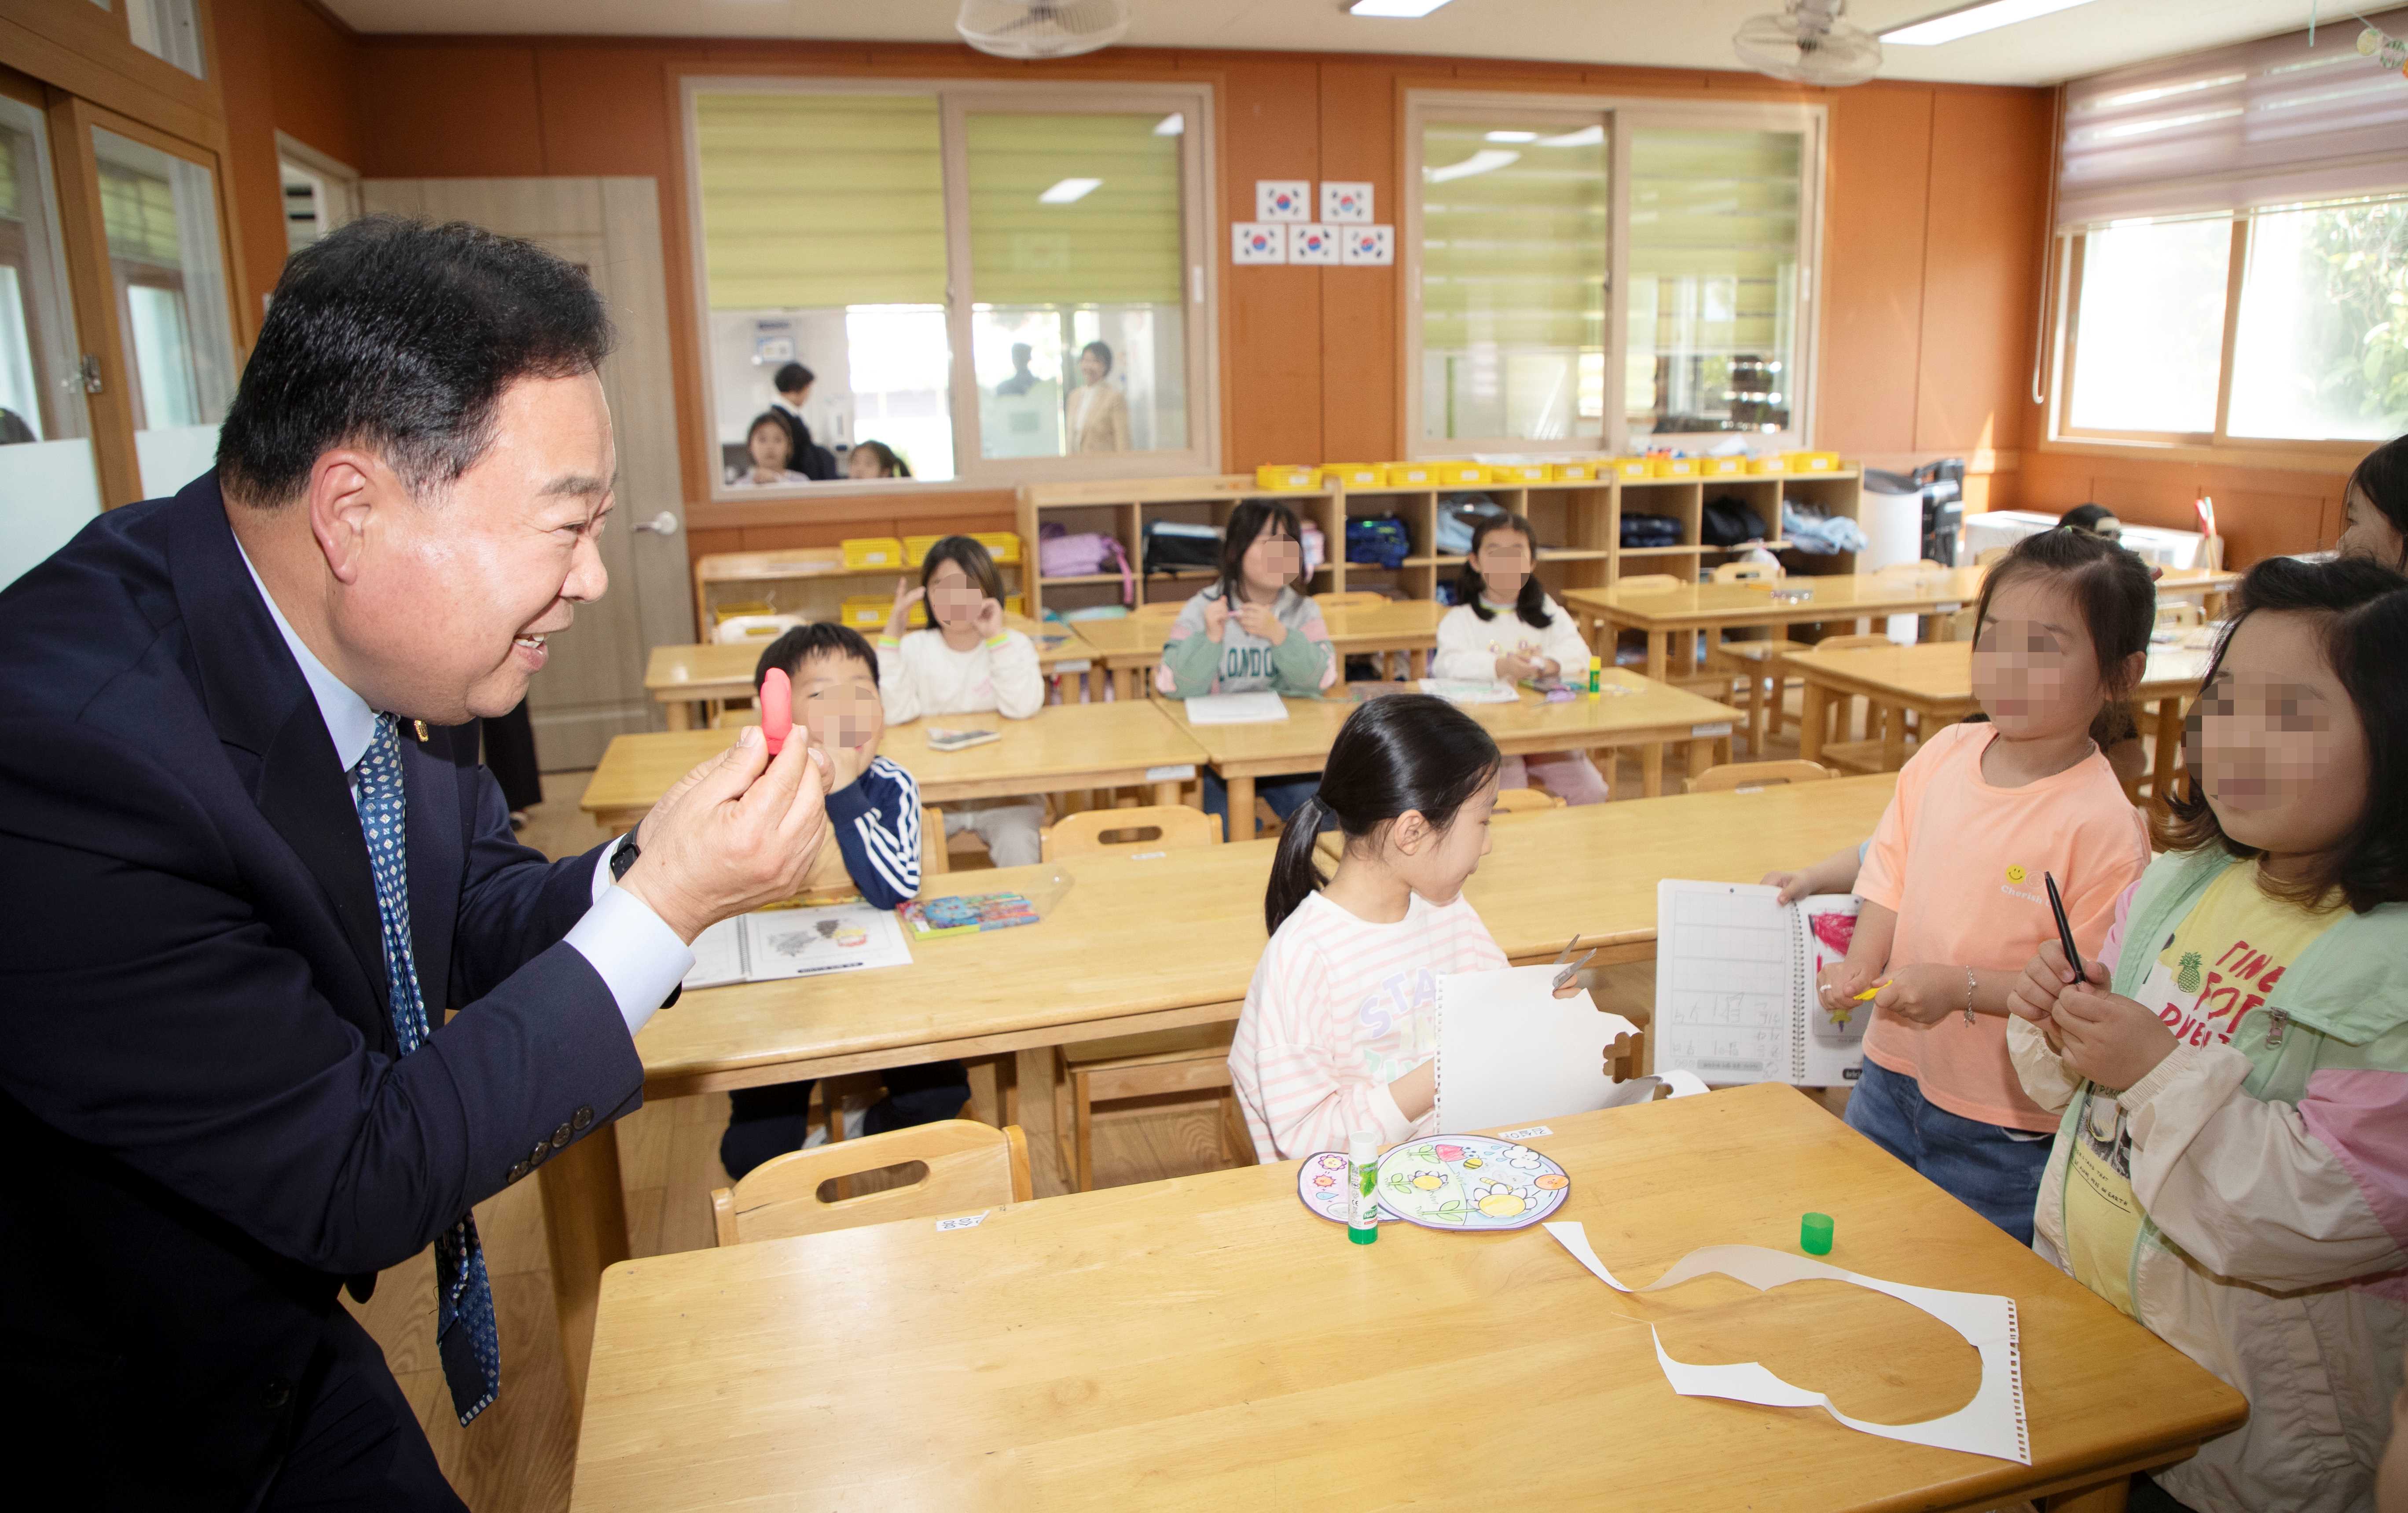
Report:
306,449,390,587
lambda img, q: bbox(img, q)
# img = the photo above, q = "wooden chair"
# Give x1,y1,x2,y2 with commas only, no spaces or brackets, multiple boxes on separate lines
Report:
1492,785,1564,815
1049,808,1237,1190
1686,759,1834,794
1807,633,1901,754
1712,637,1804,755
2156,600,2203,631
1712,559,1781,583
1614,573,1682,593
709,1120,1032,1246
1040,804,1220,861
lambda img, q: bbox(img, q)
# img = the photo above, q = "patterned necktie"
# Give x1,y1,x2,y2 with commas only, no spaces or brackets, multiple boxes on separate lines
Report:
354,713,502,1426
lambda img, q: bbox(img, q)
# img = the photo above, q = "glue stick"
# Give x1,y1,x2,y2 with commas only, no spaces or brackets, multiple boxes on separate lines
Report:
1587,654,1602,698
1347,1131,1379,1245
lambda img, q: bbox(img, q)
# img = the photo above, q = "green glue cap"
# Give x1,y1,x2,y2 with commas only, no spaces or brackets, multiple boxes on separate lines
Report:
1801,1212,1835,1256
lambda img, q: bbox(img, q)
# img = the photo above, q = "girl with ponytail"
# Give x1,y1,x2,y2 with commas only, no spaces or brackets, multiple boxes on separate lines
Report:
1230,694,1576,1161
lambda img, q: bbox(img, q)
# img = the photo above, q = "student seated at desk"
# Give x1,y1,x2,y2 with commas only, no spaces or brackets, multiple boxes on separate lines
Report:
881,535,1046,867
719,623,968,1178
1156,499,1336,839
2004,557,2408,1513
1228,695,1578,1161
1432,511,1607,804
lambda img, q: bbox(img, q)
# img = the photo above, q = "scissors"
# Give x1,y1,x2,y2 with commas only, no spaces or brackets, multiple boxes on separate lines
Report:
1552,933,1597,991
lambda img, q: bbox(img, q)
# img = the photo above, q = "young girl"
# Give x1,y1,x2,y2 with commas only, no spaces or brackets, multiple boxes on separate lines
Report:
1157,499,1337,838
2340,432,2406,571
880,535,1046,865
730,412,809,487
1432,512,1608,804
2006,556,2408,1513
846,439,911,480
1231,694,1569,1160
1813,526,2156,1243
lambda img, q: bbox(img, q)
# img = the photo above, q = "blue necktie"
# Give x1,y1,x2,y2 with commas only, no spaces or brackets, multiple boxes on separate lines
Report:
354,713,502,1426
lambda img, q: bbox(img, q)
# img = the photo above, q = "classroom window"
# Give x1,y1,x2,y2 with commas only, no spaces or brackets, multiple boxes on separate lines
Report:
684,81,1215,493
1405,93,1822,456
2061,217,2232,437
125,0,205,79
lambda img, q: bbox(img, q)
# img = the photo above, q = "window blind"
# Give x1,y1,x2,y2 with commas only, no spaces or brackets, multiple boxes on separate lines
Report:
1628,128,1800,360
693,92,946,309
965,113,1182,307
2057,7,2408,230
1419,121,1608,353
98,165,180,267
0,135,18,222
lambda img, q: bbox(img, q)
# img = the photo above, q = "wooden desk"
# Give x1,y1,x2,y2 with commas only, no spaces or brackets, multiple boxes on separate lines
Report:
1071,599,1448,701
540,774,1900,1404
1168,673,1742,815
578,699,1211,831
571,1082,2243,1512
1785,640,2212,797
645,618,1096,728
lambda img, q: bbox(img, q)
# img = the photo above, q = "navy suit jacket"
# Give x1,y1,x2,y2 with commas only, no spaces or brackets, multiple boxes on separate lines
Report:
0,474,645,1507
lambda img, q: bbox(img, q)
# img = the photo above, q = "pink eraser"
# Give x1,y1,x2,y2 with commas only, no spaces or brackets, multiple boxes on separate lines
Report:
759,667,792,754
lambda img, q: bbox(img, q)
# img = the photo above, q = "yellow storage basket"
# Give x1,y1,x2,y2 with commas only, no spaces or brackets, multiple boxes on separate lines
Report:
841,536,907,570
1255,464,1320,492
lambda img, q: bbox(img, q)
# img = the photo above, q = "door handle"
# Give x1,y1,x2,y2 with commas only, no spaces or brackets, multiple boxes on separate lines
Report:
631,511,679,537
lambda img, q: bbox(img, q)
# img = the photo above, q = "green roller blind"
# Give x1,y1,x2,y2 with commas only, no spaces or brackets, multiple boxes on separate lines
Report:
99,164,180,266
965,113,1182,306
1419,121,1608,352
0,136,18,222
693,92,946,309
1628,129,1801,354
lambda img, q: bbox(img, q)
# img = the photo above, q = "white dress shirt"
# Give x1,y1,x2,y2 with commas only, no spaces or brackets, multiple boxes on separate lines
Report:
236,543,690,1036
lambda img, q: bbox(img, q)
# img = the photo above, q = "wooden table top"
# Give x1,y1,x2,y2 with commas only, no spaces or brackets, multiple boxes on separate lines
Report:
1780,639,2215,714
1564,566,2238,631
630,774,1899,1096
1167,674,1740,778
646,617,1092,700
572,1082,2244,1513
580,699,1209,820
1066,599,1447,664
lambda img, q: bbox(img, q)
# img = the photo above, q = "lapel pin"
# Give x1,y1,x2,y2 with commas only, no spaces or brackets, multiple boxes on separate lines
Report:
413,719,429,742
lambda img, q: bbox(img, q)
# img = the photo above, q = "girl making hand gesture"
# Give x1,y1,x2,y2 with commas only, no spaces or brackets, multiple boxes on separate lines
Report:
1430,511,1608,803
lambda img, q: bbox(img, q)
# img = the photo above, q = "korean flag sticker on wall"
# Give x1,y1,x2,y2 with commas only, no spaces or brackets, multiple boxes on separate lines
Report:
1340,224,1395,266
1288,223,1340,265
1232,222,1287,265
1255,179,1311,222
1320,181,1373,223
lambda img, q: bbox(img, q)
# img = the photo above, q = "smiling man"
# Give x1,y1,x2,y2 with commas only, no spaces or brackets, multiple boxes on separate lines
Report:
0,218,835,1509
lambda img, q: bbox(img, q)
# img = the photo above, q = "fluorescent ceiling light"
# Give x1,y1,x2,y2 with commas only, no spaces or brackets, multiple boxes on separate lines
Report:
1347,0,1455,17
1039,177,1102,204
1153,112,1184,136
1484,130,1539,143
1882,0,2098,46
1425,149,1520,184
1537,125,1604,148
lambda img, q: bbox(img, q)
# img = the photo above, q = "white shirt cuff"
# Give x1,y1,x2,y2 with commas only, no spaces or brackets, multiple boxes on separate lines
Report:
589,837,622,905
1370,1071,1421,1145
564,883,693,1038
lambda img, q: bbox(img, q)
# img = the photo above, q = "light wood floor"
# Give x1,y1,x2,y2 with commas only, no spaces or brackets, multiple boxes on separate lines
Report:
359,692,1869,1509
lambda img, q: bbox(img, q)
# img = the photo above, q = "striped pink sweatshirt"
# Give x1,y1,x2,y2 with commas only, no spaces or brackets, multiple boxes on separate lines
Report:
1228,889,1509,1162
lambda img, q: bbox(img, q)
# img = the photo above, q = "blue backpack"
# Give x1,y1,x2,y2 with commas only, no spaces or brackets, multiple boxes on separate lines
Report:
1346,514,1410,570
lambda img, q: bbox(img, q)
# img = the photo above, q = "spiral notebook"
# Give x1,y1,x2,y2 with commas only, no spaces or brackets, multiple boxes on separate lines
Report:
1433,965,1645,1131
1652,881,1865,1088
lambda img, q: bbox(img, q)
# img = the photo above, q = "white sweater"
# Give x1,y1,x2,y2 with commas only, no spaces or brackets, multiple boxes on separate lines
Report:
875,628,1044,724
1431,595,1591,684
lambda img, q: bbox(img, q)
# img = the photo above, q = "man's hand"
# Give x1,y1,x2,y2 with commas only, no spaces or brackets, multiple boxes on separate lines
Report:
2053,985,2177,1090
616,724,835,943
1236,602,1288,645
1202,599,1231,643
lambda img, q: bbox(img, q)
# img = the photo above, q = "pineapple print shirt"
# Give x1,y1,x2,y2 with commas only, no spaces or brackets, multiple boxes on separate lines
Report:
2063,863,2344,1315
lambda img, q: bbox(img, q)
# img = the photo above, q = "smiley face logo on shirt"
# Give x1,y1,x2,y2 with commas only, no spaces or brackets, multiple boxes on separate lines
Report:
2005,864,2028,884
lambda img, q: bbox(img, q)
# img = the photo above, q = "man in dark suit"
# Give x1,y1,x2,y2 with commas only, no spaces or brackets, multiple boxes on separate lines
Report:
0,218,835,1509
768,360,837,481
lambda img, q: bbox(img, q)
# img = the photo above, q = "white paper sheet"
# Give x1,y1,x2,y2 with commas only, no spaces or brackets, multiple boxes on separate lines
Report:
737,903,911,980
1543,1222,2029,1464
680,916,747,991
1417,678,1521,705
1435,966,1644,1132
1184,690,1290,724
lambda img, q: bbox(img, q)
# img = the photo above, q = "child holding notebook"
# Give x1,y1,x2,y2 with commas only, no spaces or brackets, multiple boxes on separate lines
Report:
1810,528,2156,1242
2005,556,2408,1513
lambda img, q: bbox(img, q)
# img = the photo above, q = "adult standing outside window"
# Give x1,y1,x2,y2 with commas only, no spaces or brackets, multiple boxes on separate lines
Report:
0,217,836,1509
1068,339,1131,454
768,360,837,480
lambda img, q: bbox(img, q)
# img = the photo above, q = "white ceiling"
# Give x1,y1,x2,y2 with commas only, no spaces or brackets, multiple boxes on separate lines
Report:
322,0,2328,87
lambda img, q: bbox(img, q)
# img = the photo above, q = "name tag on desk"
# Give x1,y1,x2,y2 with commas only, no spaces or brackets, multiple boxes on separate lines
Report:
1054,658,1093,673
1691,722,1733,738
1146,764,1198,782
935,1211,990,1233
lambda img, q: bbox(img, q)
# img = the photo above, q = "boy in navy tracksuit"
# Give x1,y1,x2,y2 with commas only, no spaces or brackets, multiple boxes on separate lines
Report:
717,623,972,1179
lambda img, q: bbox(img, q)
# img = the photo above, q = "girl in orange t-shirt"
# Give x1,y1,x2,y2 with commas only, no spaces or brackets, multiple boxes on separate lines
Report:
1807,529,2156,1242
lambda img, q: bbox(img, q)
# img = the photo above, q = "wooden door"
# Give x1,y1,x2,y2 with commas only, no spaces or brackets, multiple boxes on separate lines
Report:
359,177,691,770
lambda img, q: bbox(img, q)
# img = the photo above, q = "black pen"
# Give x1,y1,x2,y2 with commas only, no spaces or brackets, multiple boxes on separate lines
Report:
2044,871,2085,983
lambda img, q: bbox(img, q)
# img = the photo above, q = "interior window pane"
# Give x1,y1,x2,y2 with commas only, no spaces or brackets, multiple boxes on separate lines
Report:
1627,127,1801,439
694,92,951,483
2066,217,2230,435
2227,199,2408,442
127,0,206,79
0,98,102,590
93,127,237,498
966,112,1186,459
1419,118,1607,444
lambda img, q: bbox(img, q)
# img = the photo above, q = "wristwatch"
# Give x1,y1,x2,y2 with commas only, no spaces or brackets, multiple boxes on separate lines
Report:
609,824,640,882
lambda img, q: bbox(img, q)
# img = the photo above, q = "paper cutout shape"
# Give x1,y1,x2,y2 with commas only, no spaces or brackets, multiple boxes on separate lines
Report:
1543,1222,2030,1464
1340,224,1395,266
1434,965,1642,1133
1305,1135,1572,1231
1231,222,1286,265
1321,180,1373,222
758,666,792,754
1256,179,1311,221
1295,1150,1391,1226
1287,223,1340,265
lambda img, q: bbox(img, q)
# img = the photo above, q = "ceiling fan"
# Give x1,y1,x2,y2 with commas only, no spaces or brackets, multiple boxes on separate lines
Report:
1733,0,1883,86
957,0,1131,59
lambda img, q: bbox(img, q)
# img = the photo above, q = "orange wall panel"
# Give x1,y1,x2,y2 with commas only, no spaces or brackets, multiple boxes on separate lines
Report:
2019,451,2349,566
1817,83,1933,459
356,43,546,178
1219,55,1323,469
1315,59,1401,465
1913,88,2051,455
